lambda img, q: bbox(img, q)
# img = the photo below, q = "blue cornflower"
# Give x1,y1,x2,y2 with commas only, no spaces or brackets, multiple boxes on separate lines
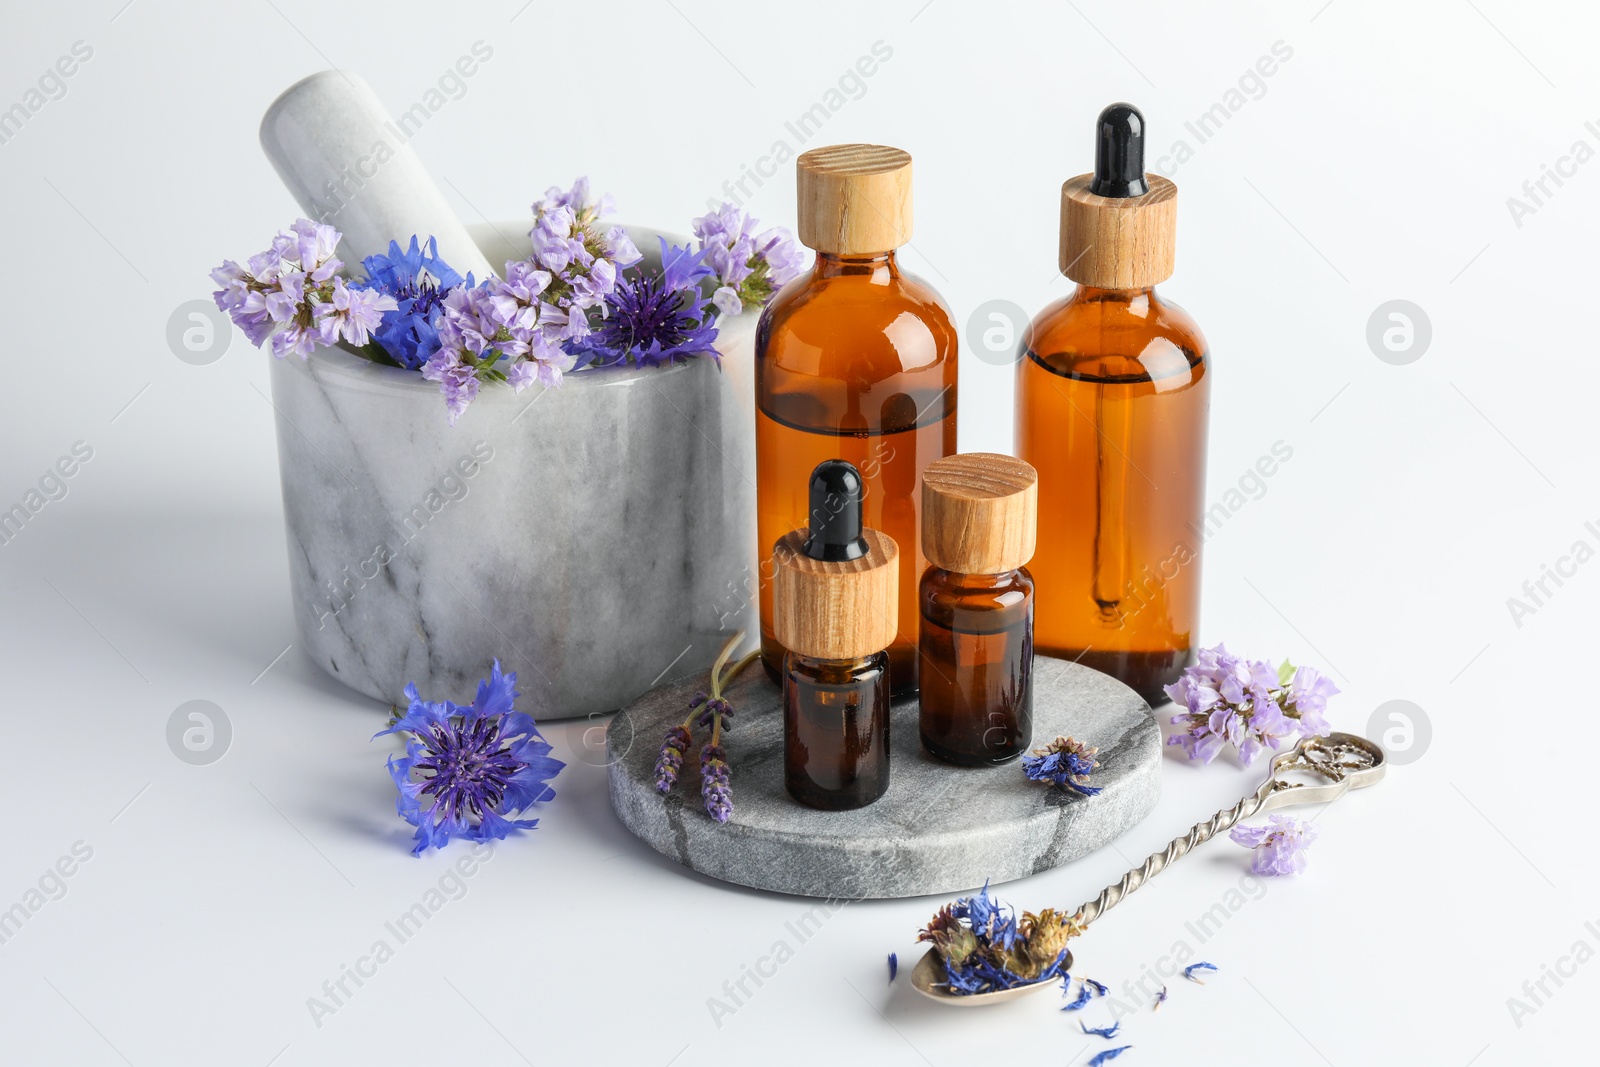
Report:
375,660,564,855
1083,976,1109,997
1022,735,1102,797
1183,961,1218,984
888,952,898,983
1081,1020,1122,1039
1087,1046,1132,1066
360,235,471,370
1153,985,1168,1010
565,238,720,369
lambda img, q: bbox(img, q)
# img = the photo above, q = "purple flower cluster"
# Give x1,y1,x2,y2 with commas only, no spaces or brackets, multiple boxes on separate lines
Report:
211,219,396,359
212,189,801,425
1022,735,1101,796
691,203,806,316
373,660,565,855
1164,644,1338,765
1230,815,1317,876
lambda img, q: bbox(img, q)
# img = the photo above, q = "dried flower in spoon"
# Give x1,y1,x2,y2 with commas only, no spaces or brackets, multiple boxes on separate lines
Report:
917,884,1080,995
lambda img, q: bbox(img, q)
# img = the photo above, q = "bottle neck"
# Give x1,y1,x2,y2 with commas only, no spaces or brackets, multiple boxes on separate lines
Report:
814,249,899,281
788,650,885,683
1074,283,1157,308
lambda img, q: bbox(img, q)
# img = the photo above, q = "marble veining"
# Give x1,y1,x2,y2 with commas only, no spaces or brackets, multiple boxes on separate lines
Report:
607,655,1163,899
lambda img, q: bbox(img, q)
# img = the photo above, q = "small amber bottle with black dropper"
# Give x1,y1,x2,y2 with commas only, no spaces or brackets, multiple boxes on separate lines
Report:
774,460,899,810
1016,103,1210,706
918,453,1038,765
756,144,958,696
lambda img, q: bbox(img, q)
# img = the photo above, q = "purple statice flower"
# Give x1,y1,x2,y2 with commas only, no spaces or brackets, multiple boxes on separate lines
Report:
1183,961,1219,983
1087,1046,1132,1067
700,743,732,823
528,177,640,313
1231,814,1317,876
1022,735,1101,796
211,219,394,360
374,660,565,855
422,268,578,425
691,202,806,316
1082,1020,1122,1039
1165,645,1335,766
359,236,470,370
1282,663,1339,738
565,239,720,369
888,952,898,983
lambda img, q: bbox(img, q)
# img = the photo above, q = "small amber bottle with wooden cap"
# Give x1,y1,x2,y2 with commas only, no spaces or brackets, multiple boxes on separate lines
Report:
917,453,1038,765
756,143,957,697
1015,103,1210,707
774,460,899,810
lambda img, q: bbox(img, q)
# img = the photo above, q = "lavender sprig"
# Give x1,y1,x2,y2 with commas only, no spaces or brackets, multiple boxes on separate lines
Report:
651,634,758,827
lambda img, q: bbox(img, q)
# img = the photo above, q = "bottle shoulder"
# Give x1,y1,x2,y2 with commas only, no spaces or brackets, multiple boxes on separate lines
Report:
1025,288,1208,384
757,268,958,380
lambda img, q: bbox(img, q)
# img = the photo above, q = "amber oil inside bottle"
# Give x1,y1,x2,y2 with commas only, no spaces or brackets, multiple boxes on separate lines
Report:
757,250,957,694
1015,284,1209,705
782,650,891,810
918,567,1034,765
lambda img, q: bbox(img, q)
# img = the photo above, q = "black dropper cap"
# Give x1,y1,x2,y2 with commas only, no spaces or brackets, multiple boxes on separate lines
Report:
802,460,869,562
1090,102,1149,198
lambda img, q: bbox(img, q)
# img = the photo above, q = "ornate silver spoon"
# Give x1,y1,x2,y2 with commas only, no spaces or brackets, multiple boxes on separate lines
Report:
911,731,1387,1005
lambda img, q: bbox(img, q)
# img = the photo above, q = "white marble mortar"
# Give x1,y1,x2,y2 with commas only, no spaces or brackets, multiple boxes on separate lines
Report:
267,223,759,720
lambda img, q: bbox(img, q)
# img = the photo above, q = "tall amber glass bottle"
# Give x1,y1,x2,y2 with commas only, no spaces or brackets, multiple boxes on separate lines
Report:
1015,104,1210,707
756,144,958,694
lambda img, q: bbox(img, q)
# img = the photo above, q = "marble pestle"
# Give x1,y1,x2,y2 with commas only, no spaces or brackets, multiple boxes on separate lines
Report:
259,70,498,281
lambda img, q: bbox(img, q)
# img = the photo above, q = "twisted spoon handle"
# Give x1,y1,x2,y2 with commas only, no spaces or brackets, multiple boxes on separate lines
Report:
1072,778,1274,929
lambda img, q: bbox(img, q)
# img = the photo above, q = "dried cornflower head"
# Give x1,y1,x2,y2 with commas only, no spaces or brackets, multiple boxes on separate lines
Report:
1022,735,1102,796
917,883,1072,996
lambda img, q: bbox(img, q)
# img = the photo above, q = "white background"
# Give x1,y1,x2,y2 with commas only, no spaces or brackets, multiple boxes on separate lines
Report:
2,1,1595,1064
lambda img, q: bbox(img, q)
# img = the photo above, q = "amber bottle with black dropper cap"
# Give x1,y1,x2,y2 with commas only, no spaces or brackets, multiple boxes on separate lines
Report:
756,144,958,696
774,460,899,811
1015,103,1210,706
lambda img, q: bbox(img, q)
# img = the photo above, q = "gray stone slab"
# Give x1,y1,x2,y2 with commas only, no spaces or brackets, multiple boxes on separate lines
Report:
607,655,1162,899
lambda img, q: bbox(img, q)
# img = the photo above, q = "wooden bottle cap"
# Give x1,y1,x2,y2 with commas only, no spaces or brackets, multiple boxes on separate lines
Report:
796,144,913,254
1059,173,1177,289
921,453,1038,574
773,528,900,661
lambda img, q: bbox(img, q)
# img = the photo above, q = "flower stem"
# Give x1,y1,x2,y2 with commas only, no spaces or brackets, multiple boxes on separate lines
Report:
713,650,761,699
